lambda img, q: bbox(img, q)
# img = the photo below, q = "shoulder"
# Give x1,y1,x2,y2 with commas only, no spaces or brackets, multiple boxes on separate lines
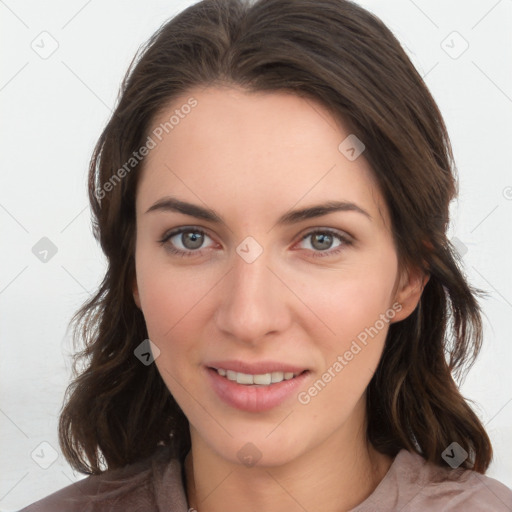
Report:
19,445,188,512
357,449,512,512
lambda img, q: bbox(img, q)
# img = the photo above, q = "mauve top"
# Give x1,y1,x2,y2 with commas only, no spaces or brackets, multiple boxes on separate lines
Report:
19,445,512,511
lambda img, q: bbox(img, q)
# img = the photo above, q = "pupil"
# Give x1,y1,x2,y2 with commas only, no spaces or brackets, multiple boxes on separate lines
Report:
184,231,203,249
313,233,332,250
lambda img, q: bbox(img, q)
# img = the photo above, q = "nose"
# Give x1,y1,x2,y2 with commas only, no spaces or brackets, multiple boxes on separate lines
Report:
214,246,291,345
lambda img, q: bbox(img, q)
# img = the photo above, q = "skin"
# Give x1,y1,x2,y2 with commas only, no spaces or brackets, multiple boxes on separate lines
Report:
132,85,429,512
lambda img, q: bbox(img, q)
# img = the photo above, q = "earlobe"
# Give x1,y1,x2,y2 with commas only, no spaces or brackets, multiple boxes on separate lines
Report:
391,267,430,323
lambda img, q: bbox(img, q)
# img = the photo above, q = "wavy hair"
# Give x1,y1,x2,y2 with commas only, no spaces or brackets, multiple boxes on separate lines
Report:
59,0,492,475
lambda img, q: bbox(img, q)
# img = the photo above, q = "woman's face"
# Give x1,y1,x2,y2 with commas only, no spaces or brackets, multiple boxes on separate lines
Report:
133,86,424,466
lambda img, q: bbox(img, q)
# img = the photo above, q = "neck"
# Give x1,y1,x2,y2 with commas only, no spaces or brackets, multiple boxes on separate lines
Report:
183,410,393,512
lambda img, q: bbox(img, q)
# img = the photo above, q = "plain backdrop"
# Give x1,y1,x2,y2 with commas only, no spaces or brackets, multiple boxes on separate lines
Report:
1,0,511,510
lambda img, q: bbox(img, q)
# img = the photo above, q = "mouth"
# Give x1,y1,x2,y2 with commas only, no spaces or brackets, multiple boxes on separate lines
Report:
209,366,308,386
205,364,311,412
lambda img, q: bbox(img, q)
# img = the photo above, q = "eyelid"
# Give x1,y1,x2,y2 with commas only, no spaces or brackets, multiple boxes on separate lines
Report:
160,224,211,237
298,226,354,243
158,226,216,251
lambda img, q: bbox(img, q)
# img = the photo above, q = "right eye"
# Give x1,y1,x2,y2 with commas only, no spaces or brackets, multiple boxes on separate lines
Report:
158,227,216,257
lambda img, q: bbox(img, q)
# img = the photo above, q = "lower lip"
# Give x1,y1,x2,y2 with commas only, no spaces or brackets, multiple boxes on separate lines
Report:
205,367,310,412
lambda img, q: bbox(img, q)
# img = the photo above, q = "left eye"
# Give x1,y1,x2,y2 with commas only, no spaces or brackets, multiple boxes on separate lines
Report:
297,229,351,257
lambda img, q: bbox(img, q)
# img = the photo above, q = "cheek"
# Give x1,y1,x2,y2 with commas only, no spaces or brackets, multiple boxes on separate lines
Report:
135,247,210,340
134,251,219,400
292,252,398,407
296,276,395,413
299,253,397,344
135,258,205,394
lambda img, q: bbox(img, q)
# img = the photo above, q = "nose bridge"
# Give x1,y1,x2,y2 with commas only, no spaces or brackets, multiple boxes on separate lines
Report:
215,243,288,343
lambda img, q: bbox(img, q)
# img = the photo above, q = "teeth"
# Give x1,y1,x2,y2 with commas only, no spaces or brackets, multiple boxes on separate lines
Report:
237,372,254,385
254,373,271,385
216,368,299,386
271,371,284,383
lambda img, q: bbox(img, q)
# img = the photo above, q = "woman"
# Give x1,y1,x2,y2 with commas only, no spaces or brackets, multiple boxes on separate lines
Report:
21,0,512,510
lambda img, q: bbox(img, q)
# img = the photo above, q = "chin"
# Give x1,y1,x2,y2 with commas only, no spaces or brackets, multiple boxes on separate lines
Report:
202,429,307,469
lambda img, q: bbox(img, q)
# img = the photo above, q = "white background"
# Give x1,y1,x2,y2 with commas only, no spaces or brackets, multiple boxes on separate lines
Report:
1,0,511,510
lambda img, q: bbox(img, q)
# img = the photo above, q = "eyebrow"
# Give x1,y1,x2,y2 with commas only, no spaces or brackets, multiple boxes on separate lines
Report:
145,196,372,224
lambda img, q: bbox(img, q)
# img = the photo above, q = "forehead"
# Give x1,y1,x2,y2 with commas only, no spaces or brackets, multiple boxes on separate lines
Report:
137,85,389,229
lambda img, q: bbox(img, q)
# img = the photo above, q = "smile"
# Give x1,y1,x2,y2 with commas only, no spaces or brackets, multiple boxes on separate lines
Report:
205,366,310,412
213,367,300,386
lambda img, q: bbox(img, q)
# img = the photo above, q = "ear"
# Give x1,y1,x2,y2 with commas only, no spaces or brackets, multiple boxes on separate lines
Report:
390,265,430,323
132,275,142,309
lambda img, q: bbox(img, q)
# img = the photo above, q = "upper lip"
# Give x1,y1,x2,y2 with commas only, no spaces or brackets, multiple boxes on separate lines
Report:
206,360,309,375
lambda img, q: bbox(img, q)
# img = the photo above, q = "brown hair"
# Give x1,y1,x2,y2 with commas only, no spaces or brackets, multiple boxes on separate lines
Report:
59,0,492,475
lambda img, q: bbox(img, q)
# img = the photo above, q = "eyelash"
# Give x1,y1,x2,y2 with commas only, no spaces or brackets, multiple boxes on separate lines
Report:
158,227,352,259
